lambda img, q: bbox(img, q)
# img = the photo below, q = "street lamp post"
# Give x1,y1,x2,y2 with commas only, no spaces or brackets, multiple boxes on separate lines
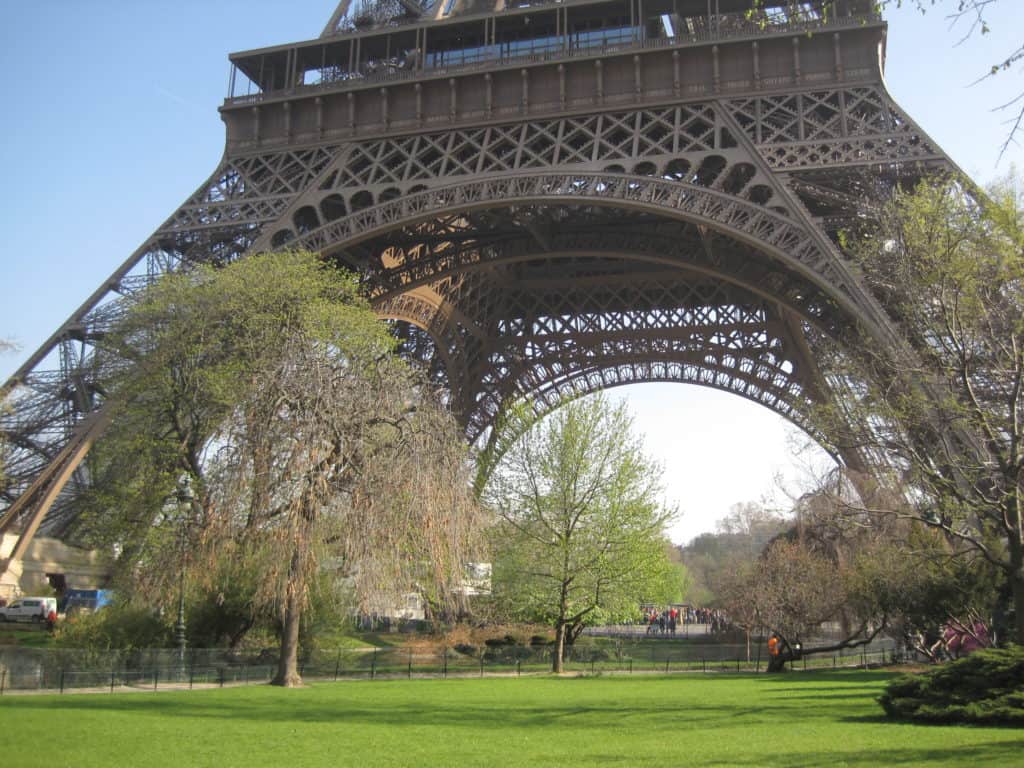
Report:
174,478,193,670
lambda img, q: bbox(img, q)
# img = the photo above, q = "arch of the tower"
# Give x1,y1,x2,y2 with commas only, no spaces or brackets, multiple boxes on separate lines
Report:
295,181,877,460
292,172,878,324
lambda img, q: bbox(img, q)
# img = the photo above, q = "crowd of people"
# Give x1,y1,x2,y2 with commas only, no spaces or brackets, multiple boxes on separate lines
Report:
641,606,731,635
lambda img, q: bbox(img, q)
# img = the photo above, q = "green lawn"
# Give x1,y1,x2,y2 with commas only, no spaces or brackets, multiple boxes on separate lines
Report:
0,623,55,649
2,672,1020,767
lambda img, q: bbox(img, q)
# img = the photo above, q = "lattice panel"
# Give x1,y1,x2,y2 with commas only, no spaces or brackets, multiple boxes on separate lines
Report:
160,147,339,233
463,324,815,442
724,86,946,170
761,134,941,170
0,143,347,530
370,243,827,445
364,220,848,340
323,105,734,191
296,172,859,306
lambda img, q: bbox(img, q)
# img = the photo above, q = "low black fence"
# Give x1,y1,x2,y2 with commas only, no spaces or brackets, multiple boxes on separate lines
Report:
0,639,910,696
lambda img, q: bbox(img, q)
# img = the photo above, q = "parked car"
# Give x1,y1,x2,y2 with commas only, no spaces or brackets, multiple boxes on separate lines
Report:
0,597,57,623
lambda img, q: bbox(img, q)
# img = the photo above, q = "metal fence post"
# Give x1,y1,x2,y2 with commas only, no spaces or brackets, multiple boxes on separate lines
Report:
371,649,377,679
189,664,195,689
408,649,413,679
702,657,706,673
517,659,521,677
60,669,65,694
628,658,632,674
110,667,116,694
479,656,484,677
154,670,159,691
334,650,341,682
219,667,225,688
664,657,670,674
1,669,5,696
442,648,447,679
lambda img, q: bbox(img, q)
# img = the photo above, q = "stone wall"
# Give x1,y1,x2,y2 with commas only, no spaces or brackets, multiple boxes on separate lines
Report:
0,535,110,600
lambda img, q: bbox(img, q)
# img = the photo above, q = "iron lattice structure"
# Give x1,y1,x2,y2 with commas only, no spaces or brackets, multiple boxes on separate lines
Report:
1,0,954,563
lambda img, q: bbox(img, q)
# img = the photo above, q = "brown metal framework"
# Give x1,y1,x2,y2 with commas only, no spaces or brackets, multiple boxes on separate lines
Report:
0,1,953,565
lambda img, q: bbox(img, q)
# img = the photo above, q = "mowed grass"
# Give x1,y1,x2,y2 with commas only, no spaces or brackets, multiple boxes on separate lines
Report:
2,671,1021,767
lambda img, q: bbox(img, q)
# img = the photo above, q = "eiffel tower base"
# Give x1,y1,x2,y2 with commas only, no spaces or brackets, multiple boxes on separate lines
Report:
0,556,23,601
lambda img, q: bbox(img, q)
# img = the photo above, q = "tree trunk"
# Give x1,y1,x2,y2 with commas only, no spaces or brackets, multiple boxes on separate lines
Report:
552,621,565,673
228,618,255,652
1011,558,1024,645
272,550,304,687
1005,491,1024,643
552,580,570,673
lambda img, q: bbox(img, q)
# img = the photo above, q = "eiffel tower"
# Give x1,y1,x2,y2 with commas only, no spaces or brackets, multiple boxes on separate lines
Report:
0,0,954,591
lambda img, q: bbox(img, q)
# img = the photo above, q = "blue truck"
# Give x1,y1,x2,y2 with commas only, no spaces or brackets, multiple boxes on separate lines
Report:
60,589,114,616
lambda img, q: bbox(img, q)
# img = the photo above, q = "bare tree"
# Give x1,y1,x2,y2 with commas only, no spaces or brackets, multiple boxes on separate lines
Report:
937,0,1023,161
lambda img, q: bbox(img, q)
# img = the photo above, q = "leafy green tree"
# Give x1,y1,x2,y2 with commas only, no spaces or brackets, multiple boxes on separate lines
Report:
829,176,1024,643
848,529,1001,659
484,394,675,672
55,604,171,652
658,545,693,606
84,251,483,685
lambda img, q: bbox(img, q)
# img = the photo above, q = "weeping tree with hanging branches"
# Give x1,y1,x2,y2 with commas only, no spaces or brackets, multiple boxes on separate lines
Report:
80,251,484,686
200,340,483,686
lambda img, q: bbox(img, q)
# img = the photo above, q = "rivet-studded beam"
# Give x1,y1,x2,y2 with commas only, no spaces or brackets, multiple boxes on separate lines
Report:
1,9,955,546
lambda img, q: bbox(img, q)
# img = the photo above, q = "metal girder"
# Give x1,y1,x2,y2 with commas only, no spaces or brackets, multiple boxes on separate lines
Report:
1,10,959,559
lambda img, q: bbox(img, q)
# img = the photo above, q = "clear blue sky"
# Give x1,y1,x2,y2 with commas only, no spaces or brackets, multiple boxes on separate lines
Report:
1,1,1021,543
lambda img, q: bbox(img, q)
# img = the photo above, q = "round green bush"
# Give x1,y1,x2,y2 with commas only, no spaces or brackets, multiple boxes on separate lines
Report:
879,645,1024,726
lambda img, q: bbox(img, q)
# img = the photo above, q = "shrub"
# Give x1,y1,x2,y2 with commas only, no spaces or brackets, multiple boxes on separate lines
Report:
483,645,535,662
879,645,1024,725
484,636,517,648
55,605,171,652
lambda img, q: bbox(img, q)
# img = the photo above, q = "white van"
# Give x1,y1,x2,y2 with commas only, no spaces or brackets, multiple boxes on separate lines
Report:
0,597,57,623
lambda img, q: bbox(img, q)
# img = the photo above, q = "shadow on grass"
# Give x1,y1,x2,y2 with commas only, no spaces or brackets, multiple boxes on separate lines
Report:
1,694,768,732
0,671,947,737
637,741,1024,767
